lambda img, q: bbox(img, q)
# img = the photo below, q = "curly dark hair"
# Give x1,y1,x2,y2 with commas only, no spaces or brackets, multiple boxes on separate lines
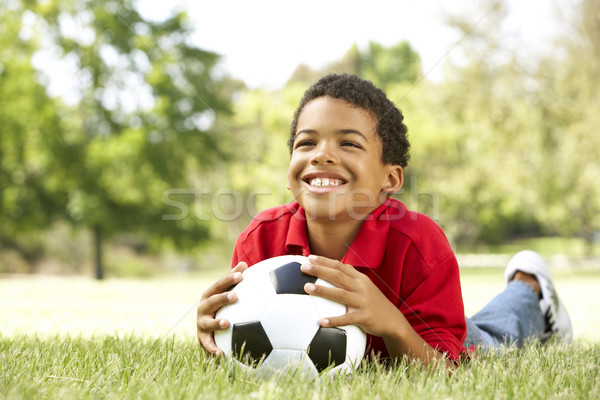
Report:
288,73,410,167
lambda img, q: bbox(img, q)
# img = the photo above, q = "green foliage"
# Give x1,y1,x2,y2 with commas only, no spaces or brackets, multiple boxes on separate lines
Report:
0,0,237,276
0,335,598,399
28,0,231,241
0,2,65,236
353,41,422,89
532,0,600,252
394,1,599,250
289,40,422,89
294,2,600,252
406,2,542,245
0,1,73,271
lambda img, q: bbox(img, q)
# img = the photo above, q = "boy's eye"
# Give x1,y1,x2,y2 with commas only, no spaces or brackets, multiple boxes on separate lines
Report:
341,141,361,149
294,140,315,148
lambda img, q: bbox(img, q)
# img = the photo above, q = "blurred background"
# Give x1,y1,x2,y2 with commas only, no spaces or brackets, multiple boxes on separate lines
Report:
1,0,598,278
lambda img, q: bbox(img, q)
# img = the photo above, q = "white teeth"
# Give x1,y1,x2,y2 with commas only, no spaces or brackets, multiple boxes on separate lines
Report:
309,178,341,187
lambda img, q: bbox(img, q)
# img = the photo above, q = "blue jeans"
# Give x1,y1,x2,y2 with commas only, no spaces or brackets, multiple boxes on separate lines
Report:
464,281,544,348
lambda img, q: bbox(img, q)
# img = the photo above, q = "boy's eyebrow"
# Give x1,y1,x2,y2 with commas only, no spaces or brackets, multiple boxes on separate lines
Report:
295,129,369,142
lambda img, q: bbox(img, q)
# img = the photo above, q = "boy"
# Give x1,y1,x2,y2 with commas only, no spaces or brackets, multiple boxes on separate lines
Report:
197,74,572,367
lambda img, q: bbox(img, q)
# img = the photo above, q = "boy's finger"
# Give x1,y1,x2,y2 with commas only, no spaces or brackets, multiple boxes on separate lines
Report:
202,271,243,299
217,271,244,291
232,261,248,273
201,262,247,299
318,313,358,328
307,255,340,268
304,282,358,307
198,291,237,315
198,333,224,356
301,262,357,290
307,255,358,276
197,316,230,333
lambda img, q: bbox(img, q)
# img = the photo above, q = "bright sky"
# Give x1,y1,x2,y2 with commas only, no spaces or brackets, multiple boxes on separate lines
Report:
138,0,569,89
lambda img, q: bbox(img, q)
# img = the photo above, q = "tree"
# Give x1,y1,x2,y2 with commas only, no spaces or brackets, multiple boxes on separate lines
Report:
416,1,551,246
534,0,600,254
10,0,234,277
0,1,70,271
290,40,422,91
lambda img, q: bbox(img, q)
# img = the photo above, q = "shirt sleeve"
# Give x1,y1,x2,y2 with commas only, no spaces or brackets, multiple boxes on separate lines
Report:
399,250,467,361
231,238,241,269
230,216,273,268
230,230,257,268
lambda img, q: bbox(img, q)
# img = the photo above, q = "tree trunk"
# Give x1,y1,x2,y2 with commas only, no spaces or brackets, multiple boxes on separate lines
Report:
94,225,104,280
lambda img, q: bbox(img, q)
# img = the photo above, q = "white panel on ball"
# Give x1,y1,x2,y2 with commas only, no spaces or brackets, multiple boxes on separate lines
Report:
312,278,347,318
261,349,318,379
230,269,277,319
260,294,320,350
341,324,367,369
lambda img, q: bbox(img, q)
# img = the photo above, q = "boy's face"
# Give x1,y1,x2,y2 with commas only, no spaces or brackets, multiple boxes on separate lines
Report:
287,96,403,221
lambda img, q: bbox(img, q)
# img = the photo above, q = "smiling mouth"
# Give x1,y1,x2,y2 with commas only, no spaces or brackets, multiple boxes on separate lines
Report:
308,177,343,188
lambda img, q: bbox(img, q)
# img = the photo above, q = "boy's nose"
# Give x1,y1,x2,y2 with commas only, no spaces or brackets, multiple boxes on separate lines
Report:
310,144,338,165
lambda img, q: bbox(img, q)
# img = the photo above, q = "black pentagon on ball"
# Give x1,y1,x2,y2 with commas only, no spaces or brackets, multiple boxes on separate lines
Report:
269,261,317,295
307,327,347,372
232,321,273,367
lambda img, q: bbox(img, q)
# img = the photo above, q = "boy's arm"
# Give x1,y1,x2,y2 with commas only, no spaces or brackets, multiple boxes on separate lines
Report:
378,311,456,368
301,255,455,368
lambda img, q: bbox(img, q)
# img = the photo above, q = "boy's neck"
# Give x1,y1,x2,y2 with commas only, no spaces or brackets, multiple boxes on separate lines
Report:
306,217,364,261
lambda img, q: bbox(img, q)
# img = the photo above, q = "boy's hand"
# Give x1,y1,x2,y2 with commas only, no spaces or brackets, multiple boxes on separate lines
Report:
300,255,399,338
196,261,247,356
301,255,453,367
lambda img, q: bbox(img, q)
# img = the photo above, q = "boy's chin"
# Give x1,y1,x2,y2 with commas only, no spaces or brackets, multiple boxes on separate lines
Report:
300,199,340,221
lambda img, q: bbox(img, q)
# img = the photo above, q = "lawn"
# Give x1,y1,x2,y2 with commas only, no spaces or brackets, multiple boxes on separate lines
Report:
1,335,598,399
1,267,599,399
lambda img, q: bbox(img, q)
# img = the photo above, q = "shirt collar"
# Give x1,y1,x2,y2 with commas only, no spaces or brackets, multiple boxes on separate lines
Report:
285,198,395,268
285,202,311,256
341,198,392,269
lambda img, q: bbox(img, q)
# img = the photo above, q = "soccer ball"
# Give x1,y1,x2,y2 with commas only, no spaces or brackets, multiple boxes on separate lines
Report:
214,255,366,379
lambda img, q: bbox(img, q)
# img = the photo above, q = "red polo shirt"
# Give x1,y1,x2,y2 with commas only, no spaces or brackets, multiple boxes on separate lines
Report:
231,197,467,361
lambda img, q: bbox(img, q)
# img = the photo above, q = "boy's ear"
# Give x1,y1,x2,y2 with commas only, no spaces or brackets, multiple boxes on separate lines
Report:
382,165,404,194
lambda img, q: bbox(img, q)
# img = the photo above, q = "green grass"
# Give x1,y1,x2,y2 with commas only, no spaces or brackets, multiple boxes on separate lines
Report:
1,268,599,399
1,335,598,399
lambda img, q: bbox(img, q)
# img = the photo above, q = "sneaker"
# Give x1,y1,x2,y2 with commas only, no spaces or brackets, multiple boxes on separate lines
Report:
504,250,573,343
